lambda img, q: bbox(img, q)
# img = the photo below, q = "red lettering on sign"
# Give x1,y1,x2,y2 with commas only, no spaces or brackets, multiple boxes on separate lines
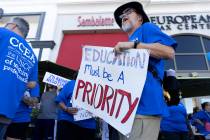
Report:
101,85,114,113
74,79,139,123
77,16,114,27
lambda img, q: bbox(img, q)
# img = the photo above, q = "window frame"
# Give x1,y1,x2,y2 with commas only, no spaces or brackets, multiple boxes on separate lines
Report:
164,33,210,73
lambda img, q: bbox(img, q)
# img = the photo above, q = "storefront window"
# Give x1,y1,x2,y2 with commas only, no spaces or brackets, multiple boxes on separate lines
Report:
0,13,45,41
0,13,47,61
175,35,203,53
203,37,210,52
176,55,208,70
165,34,210,72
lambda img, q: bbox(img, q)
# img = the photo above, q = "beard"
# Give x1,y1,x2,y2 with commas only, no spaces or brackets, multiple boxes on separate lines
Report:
121,18,138,32
122,23,132,32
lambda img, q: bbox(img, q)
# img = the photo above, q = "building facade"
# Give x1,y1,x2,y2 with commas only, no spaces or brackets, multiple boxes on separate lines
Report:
1,0,210,113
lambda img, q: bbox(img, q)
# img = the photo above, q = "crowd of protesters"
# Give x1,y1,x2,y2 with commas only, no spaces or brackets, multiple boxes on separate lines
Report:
1,1,210,140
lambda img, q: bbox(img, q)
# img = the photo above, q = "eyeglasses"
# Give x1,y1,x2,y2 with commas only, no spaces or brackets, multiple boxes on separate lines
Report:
119,8,136,20
5,23,18,30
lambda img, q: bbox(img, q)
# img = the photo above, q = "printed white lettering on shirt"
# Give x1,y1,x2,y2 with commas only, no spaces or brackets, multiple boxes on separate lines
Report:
2,36,36,83
9,37,36,64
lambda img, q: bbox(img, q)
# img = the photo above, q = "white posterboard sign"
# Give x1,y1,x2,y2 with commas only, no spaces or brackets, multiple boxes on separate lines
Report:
70,98,93,121
43,72,70,88
73,107,93,121
72,46,149,136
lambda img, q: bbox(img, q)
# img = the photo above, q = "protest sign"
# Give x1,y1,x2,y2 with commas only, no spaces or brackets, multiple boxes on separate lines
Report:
72,46,149,136
43,72,70,88
70,98,93,121
73,107,93,121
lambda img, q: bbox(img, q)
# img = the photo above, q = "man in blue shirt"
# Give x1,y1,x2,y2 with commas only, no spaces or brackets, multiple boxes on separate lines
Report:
55,80,96,140
5,84,39,140
160,103,189,139
113,1,177,140
192,102,210,136
0,17,38,138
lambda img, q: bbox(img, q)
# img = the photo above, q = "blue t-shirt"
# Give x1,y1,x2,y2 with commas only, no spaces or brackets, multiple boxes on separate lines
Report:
160,103,189,132
55,80,96,129
192,110,210,135
0,28,38,119
12,84,40,123
129,23,177,116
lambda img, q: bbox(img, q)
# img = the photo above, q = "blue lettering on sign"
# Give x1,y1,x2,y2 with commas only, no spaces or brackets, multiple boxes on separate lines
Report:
55,77,69,87
84,64,100,77
103,67,113,81
46,75,69,87
117,71,125,84
84,48,146,69
79,111,91,119
46,75,56,84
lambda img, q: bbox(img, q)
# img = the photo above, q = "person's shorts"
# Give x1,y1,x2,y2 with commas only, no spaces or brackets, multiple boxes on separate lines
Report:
119,115,161,140
5,122,29,139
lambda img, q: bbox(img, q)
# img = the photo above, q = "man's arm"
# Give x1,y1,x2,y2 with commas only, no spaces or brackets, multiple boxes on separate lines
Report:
194,119,205,126
28,60,38,89
114,42,175,59
192,112,206,126
58,102,78,115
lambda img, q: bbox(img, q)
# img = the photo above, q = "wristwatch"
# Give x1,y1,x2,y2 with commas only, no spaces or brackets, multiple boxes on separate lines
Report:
134,40,140,49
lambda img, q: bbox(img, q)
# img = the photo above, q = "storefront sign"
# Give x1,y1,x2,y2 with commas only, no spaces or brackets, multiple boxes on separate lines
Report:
72,46,149,136
150,13,210,31
77,16,114,27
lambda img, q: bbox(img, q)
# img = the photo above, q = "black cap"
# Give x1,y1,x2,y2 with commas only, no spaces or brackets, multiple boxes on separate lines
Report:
114,1,150,28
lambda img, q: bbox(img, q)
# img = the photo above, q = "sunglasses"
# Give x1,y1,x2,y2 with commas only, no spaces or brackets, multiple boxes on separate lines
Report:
119,8,136,20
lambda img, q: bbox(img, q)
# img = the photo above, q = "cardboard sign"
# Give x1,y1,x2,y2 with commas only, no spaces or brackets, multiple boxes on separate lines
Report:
73,106,93,121
43,72,70,88
72,46,149,136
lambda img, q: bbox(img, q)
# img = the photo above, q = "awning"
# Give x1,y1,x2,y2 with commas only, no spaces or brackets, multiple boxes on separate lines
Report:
178,77,210,98
38,61,76,92
38,61,76,81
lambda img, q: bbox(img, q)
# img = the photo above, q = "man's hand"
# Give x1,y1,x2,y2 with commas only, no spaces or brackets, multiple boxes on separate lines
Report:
66,107,78,115
59,102,78,115
27,81,36,89
114,42,134,54
22,96,39,107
